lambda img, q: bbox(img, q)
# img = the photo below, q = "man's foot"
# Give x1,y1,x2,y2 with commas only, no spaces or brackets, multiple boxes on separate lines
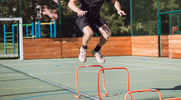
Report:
91,49,105,63
79,47,87,63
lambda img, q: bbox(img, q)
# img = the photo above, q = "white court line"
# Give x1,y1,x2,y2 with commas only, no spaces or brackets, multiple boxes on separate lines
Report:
140,60,181,65
1,62,61,66
108,59,181,65
29,74,99,100
1,61,76,66
128,59,181,65
0,68,156,77
107,61,181,71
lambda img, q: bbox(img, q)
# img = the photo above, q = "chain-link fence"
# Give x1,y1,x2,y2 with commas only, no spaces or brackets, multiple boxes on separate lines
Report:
130,0,181,36
161,13,181,35
159,0,181,35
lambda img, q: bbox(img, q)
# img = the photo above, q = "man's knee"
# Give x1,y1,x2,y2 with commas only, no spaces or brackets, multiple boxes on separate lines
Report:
84,30,94,37
99,24,111,40
101,29,111,40
83,26,94,37
104,30,111,40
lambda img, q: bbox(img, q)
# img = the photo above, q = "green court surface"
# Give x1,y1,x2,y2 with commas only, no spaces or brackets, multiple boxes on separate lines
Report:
0,56,181,100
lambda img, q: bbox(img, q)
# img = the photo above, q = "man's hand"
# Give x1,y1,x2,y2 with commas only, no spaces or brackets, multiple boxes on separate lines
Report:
77,10,88,17
117,10,126,16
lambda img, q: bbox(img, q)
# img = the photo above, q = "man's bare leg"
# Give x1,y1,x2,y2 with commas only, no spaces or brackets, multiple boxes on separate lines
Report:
91,24,111,63
79,25,94,63
98,24,111,46
82,26,94,46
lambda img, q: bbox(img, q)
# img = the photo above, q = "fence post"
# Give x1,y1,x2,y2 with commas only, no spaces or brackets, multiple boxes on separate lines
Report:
130,0,133,36
26,26,28,37
3,25,6,54
38,20,41,38
157,0,161,57
35,21,37,38
50,21,52,38
12,24,15,54
32,22,34,38
17,23,19,55
169,14,171,35
54,20,56,38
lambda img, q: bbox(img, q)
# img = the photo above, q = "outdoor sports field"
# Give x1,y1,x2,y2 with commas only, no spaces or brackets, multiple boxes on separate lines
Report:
0,56,181,100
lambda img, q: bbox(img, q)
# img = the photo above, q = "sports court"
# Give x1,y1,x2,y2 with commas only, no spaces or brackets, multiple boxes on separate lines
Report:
1,0,181,100
0,56,180,100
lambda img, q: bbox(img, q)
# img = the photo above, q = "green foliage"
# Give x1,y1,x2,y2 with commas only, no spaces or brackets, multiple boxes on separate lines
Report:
0,0,130,39
61,0,82,37
101,0,130,36
159,0,181,12
132,0,157,35
104,14,129,35
1,0,181,39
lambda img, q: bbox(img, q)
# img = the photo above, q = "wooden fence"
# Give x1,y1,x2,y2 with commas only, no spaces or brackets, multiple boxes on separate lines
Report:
23,35,181,59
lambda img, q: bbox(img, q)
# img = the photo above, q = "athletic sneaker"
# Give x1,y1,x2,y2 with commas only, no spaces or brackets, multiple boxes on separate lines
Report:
79,47,87,63
91,49,105,63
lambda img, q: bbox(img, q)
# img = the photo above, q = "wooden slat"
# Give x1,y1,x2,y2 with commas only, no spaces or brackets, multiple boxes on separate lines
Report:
108,36,131,41
132,44,158,48
169,40,181,45
132,52,158,57
169,35,181,40
169,53,181,58
161,52,169,57
161,35,168,39
169,44,181,48
131,36,158,40
169,49,181,53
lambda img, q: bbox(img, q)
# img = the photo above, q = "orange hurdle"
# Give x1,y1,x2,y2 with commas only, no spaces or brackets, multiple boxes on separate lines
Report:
74,65,108,98
97,67,133,100
125,89,162,100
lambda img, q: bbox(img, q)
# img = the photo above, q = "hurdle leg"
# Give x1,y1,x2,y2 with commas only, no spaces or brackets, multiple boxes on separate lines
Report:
74,65,108,98
97,67,133,100
125,89,162,100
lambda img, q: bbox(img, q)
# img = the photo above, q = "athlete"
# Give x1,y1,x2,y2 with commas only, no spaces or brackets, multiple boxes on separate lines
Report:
68,0,126,63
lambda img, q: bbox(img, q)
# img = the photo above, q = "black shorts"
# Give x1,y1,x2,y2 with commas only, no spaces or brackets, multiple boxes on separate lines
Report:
75,16,107,32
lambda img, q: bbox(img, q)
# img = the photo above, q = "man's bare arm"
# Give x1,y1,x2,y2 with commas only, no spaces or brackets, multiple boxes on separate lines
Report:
112,0,126,16
68,0,88,16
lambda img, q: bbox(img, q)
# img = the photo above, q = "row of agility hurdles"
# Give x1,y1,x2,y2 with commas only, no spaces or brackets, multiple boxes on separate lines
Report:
73,65,181,100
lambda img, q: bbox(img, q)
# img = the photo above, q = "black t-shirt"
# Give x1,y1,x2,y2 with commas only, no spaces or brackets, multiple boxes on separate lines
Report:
79,0,112,18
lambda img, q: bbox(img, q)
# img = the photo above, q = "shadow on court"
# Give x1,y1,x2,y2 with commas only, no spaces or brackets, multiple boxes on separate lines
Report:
155,85,181,91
